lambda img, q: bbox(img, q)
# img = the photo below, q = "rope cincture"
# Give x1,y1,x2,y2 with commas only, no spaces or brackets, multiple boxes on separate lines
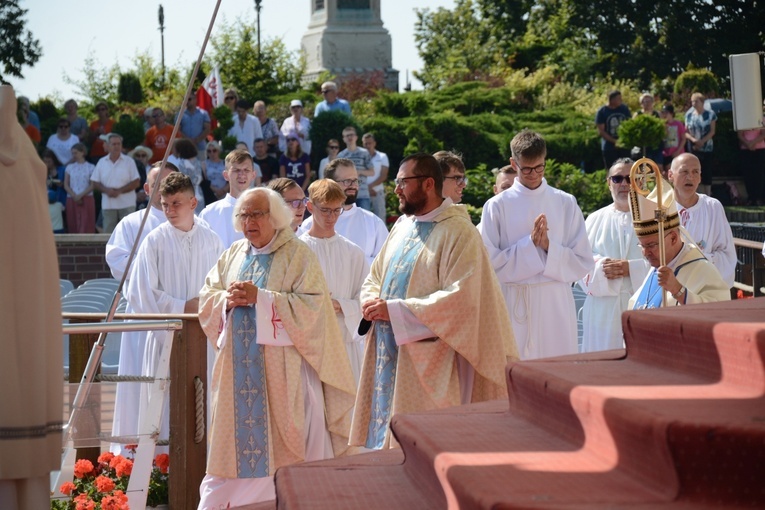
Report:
194,376,205,444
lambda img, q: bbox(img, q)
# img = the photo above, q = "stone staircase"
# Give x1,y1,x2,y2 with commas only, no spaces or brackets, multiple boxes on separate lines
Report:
275,298,765,509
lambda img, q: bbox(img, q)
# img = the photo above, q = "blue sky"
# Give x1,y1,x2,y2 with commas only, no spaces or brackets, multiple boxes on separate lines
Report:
11,0,455,101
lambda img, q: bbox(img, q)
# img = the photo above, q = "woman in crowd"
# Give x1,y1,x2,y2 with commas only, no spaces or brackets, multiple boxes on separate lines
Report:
279,131,311,192
204,141,228,200
318,138,340,180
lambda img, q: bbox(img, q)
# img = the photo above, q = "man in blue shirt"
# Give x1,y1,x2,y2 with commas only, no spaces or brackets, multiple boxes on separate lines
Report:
314,81,351,117
178,92,211,157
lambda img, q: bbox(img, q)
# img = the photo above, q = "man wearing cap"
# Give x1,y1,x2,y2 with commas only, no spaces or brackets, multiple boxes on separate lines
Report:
668,152,736,288
314,81,351,117
481,130,593,360
578,158,649,352
628,173,730,309
280,99,312,156
228,99,263,156
91,133,141,233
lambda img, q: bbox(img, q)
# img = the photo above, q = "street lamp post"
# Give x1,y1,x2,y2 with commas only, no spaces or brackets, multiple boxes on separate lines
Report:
158,4,166,86
254,0,262,59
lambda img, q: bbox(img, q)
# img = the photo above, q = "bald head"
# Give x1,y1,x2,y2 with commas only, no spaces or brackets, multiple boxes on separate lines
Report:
668,153,701,205
146,163,178,209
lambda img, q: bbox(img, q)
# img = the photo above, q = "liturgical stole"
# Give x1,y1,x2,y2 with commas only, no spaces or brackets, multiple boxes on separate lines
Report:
366,221,435,449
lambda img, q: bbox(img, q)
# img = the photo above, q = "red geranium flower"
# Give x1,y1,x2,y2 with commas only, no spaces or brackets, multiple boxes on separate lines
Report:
98,451,115,465
95,474,116,493
73,459,94,479
60,481,76,495
114,457,133,478
154,453,170,474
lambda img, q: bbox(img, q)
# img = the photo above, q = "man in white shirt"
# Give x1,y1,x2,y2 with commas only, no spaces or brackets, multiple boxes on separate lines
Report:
106,162,177,453
91,133,141,233
299,158,388,267
228,100,263,156
481,130,593,360
362,132,389,222
300,179,369,384
668,152,736,288
578,158,649,352
200,149,258,248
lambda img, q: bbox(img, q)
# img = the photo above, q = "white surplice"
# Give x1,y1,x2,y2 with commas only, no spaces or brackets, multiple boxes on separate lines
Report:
299,232,369,384
299,204,388,267
105,206,166,451
578,204,649,352
481,178,594,360
199,193,241,248
676,194,736,288
126,220,223,448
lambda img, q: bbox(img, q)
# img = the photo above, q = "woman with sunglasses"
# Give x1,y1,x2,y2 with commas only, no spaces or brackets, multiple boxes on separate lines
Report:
204,141,228,200
223,88,239,112
318,139,340,180
46,116,79,166
279,131,311,192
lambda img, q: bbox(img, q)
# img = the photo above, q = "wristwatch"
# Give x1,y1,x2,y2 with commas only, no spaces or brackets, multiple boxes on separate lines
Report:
672,286,686,300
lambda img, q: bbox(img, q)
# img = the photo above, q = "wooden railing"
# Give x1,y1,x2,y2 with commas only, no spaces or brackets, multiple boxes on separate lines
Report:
733,237,765,297
64,313,206,509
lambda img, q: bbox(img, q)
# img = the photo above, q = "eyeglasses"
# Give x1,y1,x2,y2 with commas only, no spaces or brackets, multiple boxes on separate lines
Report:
58,124,70,128
236,210,269,222
152,113,163,118
609,175,631,184
321,89,334,94
96,107,107,112
638,232,672,252
285,197,309,209
225,96,236,101
337,178,360,187
394,176,428,188
207,149,218,153
444,175,467,186
315,205,344,217
327,145,339,150
287,138,299,142
518,163,545,175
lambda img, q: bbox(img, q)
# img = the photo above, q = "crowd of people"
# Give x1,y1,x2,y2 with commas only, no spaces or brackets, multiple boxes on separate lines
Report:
94,114,741,507
596,89,765,204
8,80,758,508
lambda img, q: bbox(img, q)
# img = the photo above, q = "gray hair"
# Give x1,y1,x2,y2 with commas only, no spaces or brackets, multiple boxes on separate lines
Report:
233,187,292,233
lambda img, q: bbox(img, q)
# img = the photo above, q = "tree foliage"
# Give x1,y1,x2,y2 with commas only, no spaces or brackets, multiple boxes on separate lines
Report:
0,1,42,80
416,0,765,92
208,16,305,103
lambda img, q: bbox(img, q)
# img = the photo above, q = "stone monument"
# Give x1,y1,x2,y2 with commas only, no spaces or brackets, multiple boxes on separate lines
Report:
301,0,399,90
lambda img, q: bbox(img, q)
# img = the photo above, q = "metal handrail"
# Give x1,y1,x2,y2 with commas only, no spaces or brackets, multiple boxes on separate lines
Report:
62,320,183,335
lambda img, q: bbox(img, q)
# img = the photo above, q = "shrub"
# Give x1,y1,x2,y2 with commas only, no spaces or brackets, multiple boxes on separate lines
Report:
117,73,144,104
673,68,719,104
617,114,666,155
112,115,145,150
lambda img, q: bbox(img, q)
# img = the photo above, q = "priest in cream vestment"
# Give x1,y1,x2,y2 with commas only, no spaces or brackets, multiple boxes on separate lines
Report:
352,154,518,450
198,187,356,508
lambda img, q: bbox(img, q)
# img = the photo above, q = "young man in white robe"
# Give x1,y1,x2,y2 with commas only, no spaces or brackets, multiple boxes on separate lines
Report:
106,162,177,453
199,149,257,248
627,175,730,309
668,152,736,288
299,158,389,267
198,188,355,508
352,154,517,450
300,179,369,384
578,158,649,352
481,130,594,360
126,172,223,452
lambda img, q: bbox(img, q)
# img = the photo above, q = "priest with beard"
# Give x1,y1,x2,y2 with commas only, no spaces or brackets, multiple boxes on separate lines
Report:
351,153,517,450
198,187,356,507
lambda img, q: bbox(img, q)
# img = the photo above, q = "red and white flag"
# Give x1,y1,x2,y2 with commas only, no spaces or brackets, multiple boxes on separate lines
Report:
197,66,224,129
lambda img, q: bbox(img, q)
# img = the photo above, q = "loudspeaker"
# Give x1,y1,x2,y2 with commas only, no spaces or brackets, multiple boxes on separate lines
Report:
729,53,763,131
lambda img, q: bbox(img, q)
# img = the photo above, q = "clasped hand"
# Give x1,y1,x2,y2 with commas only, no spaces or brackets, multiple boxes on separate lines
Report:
361,298,390,322
226,280,258,310
531,214,549,252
